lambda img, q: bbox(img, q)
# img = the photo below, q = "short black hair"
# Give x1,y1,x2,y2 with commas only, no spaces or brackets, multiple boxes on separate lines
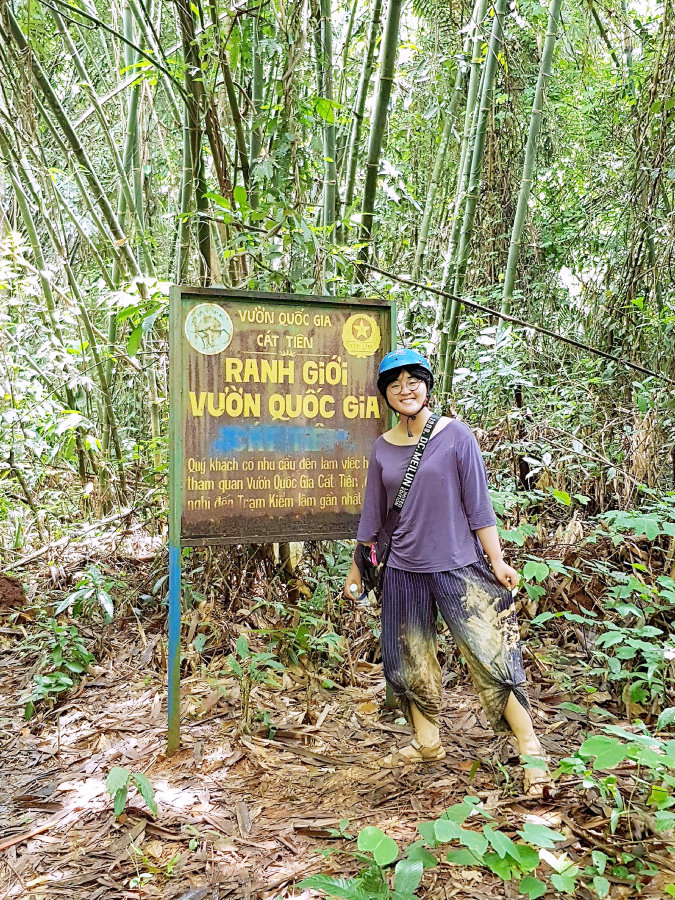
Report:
377,363,434,398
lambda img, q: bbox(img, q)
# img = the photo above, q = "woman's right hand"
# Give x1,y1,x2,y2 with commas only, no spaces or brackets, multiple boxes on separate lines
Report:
344,560,363,600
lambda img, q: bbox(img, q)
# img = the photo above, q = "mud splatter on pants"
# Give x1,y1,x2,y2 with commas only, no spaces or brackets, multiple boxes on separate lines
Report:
381,555,530,732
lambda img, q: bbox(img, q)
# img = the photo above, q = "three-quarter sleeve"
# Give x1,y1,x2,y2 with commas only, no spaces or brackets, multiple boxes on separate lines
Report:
356,448,387,542
456,423,497,531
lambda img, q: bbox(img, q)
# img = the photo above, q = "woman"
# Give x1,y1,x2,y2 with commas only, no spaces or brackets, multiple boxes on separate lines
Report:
344,348,550,796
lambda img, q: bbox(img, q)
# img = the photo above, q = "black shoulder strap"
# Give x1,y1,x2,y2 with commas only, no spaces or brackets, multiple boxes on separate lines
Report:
393,413,439,510
377,414,439,546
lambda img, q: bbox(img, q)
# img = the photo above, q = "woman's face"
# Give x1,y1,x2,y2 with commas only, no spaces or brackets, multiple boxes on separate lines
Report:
386,368,427,415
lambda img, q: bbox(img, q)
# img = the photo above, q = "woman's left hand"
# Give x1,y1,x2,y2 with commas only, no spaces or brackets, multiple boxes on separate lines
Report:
491,558,520,591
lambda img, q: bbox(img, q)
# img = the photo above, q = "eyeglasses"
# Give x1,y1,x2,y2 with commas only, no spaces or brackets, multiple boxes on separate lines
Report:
387,378,422,395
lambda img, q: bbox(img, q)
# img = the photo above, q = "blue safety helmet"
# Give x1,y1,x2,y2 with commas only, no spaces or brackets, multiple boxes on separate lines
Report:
378,348,431,377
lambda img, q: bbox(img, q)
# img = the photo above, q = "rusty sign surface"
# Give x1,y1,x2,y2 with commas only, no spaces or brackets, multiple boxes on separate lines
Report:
170,287,394,544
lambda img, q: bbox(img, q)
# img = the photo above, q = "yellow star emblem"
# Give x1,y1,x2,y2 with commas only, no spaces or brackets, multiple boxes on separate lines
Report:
353,319,372,340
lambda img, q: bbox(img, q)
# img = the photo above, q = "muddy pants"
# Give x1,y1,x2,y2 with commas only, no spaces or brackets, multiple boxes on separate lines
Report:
381,554,530,733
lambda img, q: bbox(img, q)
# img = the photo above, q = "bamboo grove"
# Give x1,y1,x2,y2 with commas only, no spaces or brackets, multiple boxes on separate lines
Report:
0,0,673,517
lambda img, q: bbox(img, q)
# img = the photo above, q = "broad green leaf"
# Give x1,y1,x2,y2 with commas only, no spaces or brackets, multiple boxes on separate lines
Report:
634,517,661,540
203,190,231,210
106,766,130,797
227,654,243,676
416,821,438,846
500,528,525,546
394,858,423,894
357,826,399,866
523,561,549,582
657,707,675,730
236,634,250,659
435,821,488,857
484,851,514,880
517,823,565,849
552,489,571,506
434,819,462,842
438,801,474,824
484,825,519,860
113,785,128,817
131,772,158,816
405,842,438,868
518,875,546,898
579,735,627,769
593,875,610,898
446,848,484,866
457,826,488,857
512,843,540,872
54,595,74,615
654,810,675,831
591,850,608,873
64,661,86,673
127,323,143,357
298,875,366,900
551,872,577,893
557,701,586,715
233,185,248,208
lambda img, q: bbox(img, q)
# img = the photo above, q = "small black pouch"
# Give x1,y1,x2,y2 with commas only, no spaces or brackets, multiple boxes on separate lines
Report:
355,510,400,596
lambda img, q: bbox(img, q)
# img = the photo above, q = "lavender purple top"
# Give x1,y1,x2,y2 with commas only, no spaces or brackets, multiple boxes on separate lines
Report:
356,419,497,572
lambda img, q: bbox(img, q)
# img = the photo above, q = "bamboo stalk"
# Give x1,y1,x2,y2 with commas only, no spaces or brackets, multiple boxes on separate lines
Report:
127,0,183,126
6,139,128,494
442,0,507,393
342,0,383,230
358,0,403,268
249,6,263,208
411,0,487,285
435,0,488,360
49,5,155,277
0,134,89,484
5,5,143,281
320,0,337,238
499,0,562,321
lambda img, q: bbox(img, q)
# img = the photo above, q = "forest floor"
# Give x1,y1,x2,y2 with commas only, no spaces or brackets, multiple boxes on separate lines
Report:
1,534,674,900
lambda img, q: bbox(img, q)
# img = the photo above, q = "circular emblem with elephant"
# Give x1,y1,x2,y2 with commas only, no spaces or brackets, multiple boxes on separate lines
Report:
185,303,233,355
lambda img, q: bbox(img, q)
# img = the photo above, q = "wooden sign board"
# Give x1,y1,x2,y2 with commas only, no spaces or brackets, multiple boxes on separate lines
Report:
169,287,395,545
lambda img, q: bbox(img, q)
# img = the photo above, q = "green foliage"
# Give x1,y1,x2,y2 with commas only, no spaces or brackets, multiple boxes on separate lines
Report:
559,725,675,834
105,766,158,818
259,543,353,666
23,618,94,717
225,632,285,732
54,565,120,620
302,740,674,898
299,824,428,900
